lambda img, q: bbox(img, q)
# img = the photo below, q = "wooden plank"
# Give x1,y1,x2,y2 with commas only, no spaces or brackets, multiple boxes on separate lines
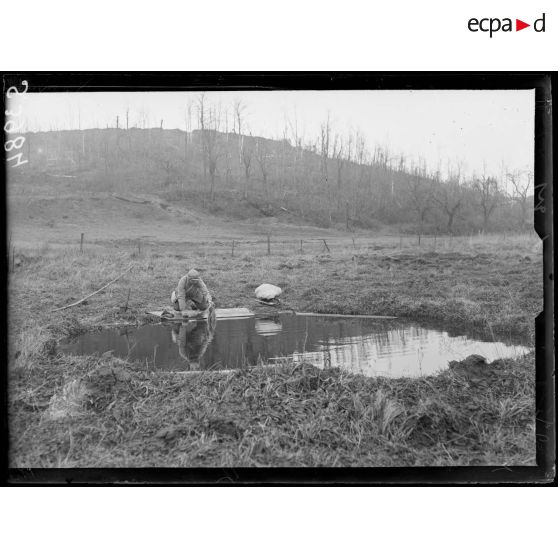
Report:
147,309,395,322
216,307,253,319
146,307,254,322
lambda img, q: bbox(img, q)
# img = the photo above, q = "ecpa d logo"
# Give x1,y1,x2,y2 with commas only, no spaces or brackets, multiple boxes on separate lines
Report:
468,13,546,37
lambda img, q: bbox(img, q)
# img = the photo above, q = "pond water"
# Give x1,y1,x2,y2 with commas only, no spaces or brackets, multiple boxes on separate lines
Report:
60,314,531,378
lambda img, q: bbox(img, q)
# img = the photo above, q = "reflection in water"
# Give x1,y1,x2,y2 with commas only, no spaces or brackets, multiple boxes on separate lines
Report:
293,326,528,377
60,315,531,378
255,317,283,337
171,307,216,370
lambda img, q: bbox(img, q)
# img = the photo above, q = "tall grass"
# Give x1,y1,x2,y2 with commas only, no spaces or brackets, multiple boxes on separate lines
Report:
8,355,536,467
14,325,53,370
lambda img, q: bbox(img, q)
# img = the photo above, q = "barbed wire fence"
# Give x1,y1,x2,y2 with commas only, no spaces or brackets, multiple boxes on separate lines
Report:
110,230,539,260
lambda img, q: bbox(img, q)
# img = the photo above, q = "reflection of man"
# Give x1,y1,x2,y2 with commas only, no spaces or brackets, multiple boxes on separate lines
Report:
171,269,213,318
171,306,216,370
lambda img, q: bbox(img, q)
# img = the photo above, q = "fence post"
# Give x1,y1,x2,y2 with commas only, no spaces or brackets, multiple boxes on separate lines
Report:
231,240,235,257
124,288,131,312
300,239,303,254
267,234,271,255
80,233,84,253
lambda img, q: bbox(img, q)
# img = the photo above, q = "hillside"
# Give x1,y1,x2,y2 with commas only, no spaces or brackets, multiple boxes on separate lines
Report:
9,127,531,234
7,167,353,253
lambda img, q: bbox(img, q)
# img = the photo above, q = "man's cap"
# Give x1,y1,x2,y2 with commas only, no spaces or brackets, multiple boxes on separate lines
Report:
187,269,200,279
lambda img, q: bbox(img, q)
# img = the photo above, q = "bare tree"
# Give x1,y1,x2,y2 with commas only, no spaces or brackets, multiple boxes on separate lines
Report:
507,169,533,231
240,133,254,200
397,154,407,173
197,94,222,201
352,131,371,219
255,138,270,197
286,109,305,194
286,109,303,150
374,144,391,170
233,99,246,136
276,123,290,199
184,99,194,165
223,107,233,187
319,114,332,220
406,166,433,238
433,175,465,234
138,106,149,129
355,132,365,163
332,134,345,200
472,171,501,233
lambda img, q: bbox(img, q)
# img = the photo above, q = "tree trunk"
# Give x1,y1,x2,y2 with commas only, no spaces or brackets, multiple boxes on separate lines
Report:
483,214,488,233
447,211,455,234
244,168,250,200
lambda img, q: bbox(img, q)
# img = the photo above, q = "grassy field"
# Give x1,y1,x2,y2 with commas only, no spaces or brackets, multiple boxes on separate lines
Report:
7,187,541,467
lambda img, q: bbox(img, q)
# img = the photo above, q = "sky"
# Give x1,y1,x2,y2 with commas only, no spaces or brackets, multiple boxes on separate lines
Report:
14,89,534,181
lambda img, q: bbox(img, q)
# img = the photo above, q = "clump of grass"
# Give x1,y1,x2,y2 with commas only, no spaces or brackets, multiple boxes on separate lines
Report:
48,379,90,420
13,325,54,370
370,389,404,436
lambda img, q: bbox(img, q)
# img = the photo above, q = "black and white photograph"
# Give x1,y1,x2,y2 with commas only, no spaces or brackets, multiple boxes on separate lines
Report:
3,74,552,477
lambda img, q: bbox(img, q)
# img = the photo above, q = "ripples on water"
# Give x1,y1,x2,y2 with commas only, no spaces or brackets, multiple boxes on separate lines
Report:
61,314,530,378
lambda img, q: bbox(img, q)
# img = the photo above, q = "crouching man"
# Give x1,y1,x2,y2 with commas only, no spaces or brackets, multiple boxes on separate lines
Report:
171,269,214,317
